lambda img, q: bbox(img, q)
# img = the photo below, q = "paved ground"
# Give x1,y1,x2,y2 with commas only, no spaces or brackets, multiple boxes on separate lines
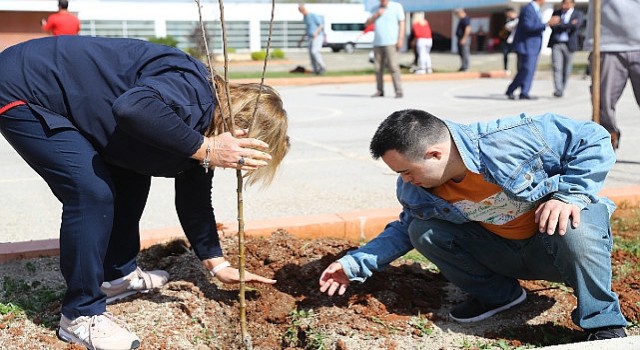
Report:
1,48,639,349
1,49,639,243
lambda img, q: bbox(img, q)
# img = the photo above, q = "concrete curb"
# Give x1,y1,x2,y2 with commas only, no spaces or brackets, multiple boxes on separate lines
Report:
2,186,640,263
539,336,640,349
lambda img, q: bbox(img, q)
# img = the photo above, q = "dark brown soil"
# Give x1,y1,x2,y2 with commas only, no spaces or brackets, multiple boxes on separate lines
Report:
1,205,639,350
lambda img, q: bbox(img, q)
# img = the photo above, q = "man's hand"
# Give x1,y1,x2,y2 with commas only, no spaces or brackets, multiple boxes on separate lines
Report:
319,262,350,296
535,199,581,235
548,15,561,26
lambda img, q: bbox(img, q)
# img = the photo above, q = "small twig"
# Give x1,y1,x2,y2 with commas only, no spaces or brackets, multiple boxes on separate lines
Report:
249,0,276,131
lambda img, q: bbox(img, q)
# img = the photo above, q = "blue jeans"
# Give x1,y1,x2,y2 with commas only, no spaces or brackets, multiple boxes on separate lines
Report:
407,202,627,330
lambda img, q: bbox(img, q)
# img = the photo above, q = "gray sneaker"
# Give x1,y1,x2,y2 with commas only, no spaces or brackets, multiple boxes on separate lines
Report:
101,267,169,304
57,312,140,350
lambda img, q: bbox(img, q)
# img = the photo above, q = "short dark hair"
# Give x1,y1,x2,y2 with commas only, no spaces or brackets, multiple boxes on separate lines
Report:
58,0,69,9
369,109,449,161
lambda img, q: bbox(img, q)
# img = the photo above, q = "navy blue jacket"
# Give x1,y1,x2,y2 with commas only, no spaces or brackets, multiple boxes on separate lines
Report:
547,8,584,52
0,36,215,176
0,36,223,259
513,2,546,56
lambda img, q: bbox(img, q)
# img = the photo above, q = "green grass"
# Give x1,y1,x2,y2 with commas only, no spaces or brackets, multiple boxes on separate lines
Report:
409,312,433,337
282,308,328,350
0,276,65,328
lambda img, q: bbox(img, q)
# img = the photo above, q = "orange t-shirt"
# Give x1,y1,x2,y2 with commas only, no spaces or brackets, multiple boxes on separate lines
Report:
431,171,539,239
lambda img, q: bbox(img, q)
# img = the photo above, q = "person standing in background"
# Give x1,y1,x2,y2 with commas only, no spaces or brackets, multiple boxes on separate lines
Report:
42,0,80,36
298,4,326,75
547,0,583,98
411,12,433,74
584,0,640,150
505,0,548,100
501,8,519,73
454,8,471,72
366,0,405,98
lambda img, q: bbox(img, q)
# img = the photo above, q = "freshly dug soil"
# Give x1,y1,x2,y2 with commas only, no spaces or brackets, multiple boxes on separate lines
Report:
1,206,639,349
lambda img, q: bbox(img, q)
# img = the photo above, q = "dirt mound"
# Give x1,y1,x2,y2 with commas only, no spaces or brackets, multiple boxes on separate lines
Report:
1,212,639,349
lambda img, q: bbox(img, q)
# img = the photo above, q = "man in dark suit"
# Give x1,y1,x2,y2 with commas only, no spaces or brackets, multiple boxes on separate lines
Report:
548,0,584,97
506,0,548,100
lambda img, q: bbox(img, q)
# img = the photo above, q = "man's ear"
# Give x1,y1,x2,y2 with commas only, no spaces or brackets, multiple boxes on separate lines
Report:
424,143,446,160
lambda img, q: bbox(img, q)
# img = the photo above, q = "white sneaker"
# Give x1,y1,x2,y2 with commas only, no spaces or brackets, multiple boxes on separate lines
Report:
101,267,169,304
58,313,140,350
414,69,426,74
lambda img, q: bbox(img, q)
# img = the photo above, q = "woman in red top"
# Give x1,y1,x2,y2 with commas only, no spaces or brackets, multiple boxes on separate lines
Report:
411,12,433,74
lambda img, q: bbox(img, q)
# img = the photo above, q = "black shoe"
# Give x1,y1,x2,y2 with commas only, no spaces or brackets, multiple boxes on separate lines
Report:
506,92,515,100
553,91,563,98
519,94,537,100
610,131,620,150
586,326,627,341
371,92,384,98
449,287,526,323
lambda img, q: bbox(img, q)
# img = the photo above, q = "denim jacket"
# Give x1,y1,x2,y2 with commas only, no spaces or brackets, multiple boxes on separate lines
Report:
339,113,616,282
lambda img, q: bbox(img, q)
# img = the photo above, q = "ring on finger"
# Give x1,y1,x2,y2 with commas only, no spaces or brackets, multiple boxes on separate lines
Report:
238,156,246,166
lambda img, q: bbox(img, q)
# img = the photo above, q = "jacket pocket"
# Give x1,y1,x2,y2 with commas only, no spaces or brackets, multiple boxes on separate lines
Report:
507,156,552,200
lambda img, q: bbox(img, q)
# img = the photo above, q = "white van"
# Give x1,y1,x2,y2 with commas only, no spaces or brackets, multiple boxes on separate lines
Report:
322,12,373,53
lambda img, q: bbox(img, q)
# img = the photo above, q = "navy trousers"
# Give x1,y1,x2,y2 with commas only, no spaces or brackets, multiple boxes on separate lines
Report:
507,52,539,97
0,105,150,318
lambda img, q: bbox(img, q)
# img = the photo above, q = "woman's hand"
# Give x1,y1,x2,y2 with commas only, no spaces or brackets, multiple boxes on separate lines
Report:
193,129,272,171
204,258,276,285
214,265,277,285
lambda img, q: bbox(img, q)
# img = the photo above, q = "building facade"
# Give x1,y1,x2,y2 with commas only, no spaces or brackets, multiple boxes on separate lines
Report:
0,0,589,53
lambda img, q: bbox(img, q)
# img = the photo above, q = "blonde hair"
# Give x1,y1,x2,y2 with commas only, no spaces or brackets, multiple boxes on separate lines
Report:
412,12,426,26
207,75,290,187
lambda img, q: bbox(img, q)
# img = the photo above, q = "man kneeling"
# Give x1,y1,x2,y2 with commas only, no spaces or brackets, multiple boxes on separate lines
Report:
319,109,627,341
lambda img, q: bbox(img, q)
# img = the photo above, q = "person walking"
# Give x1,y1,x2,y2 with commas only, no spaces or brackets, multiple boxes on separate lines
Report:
454,8,471,72
411,12,433,74
548,0,584,98
501,7,519,72
318,108,627,342
0,36,289,350
298,4,326,75
584,0,640,150
41,0,80,36
506,0,548,100
366,0,405,98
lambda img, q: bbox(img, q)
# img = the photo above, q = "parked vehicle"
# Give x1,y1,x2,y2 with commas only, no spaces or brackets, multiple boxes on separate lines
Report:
322,12,373,53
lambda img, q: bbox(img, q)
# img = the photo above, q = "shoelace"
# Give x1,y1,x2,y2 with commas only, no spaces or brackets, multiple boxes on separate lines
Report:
128,277,144,290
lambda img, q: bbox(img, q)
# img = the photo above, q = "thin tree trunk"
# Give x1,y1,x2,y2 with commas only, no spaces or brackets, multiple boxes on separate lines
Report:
591,0,601,124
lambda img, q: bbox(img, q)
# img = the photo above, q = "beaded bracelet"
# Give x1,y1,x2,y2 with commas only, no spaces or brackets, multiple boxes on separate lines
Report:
201,139,211,173
209,261,231,277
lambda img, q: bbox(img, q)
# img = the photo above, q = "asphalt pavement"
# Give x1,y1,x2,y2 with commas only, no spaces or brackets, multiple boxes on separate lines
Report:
2,49,638,243
1,49,639,348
